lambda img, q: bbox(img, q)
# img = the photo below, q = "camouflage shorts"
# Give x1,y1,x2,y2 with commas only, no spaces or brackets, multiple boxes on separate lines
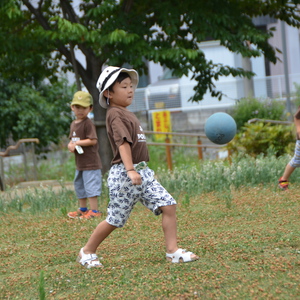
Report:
106,163,176,228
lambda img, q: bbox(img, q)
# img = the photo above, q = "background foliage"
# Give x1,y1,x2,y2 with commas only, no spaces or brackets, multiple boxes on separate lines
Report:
227,123,295,157
227,97,296,157
1,0,299,101
231,98,286,131
0,78,74,150
1,1,300,171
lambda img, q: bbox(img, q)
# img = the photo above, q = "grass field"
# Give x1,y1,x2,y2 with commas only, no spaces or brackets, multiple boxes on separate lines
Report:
1,152,300,299
1,183,300,299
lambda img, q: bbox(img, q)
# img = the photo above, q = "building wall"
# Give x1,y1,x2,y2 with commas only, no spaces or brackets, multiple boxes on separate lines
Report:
268,21,300,77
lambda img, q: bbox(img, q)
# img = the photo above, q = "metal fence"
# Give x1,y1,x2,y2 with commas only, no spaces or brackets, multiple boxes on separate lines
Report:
144,131,226,170
0,139,39,191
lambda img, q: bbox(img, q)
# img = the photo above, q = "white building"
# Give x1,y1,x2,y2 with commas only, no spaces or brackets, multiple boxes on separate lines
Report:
129,17,300,114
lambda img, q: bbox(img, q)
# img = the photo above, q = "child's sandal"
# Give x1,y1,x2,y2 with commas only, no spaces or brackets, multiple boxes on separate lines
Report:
77,248,103,268
166,248,199,263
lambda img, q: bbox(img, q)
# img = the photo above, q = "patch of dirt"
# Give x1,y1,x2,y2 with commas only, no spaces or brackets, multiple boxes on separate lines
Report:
0,180,74,199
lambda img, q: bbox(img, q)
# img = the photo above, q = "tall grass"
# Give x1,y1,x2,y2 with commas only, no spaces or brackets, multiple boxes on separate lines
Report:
1,149,298,214
0,186,76,214
155,151,297,198
3,151,76,187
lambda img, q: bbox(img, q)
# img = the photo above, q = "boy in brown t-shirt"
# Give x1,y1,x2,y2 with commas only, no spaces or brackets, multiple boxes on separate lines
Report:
67,91,102,219
76,67,198,268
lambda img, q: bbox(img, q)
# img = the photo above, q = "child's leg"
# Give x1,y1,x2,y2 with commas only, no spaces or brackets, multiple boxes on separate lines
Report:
71,171,88,212
82,169,102,211
88,196,99,211
281,163,295,181
78,198,88,208
160,204,178,253
161,204,198,262
78,221,117,268
140,167,198,262
83,220,117,254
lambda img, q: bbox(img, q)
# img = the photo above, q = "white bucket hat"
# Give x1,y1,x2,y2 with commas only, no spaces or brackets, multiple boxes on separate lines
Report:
96,66,139,109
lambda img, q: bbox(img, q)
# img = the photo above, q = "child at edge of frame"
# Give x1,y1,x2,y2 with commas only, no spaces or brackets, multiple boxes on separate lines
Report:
76,66,199,268
278,106,300,190
67,91,103,220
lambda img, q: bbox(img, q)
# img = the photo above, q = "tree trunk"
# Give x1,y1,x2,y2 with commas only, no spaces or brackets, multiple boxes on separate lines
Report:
90,86,113,175
80,57,113,175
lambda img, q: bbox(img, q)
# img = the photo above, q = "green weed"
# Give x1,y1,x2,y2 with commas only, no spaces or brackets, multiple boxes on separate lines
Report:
1,152,298,214
39,271,45,300
156,152,299,198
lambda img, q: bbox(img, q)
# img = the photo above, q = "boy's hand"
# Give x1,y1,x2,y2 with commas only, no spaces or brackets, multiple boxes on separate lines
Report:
68,142,76,153
127,170,142,185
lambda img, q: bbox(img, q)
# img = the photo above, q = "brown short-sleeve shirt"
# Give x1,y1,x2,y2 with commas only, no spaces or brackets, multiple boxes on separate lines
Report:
69,117,102,170
106,107,149,164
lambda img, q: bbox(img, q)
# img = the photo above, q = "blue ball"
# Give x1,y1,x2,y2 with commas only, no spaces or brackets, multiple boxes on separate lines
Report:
204,112,237,145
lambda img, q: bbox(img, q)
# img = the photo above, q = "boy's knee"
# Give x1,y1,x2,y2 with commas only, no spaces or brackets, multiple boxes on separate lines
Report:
161,204,177,213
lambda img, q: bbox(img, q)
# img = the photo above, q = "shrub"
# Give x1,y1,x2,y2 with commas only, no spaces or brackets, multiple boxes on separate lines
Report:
231,98,286,130
226,122,295,157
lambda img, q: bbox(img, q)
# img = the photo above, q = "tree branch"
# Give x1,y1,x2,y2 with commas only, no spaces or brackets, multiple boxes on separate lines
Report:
22,0,51,30
59,0,80,23
122,0,134,13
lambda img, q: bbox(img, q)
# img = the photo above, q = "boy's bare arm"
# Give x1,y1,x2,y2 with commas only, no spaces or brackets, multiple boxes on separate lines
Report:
68,138,97,153
75,138,97,147
119,141,142,185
